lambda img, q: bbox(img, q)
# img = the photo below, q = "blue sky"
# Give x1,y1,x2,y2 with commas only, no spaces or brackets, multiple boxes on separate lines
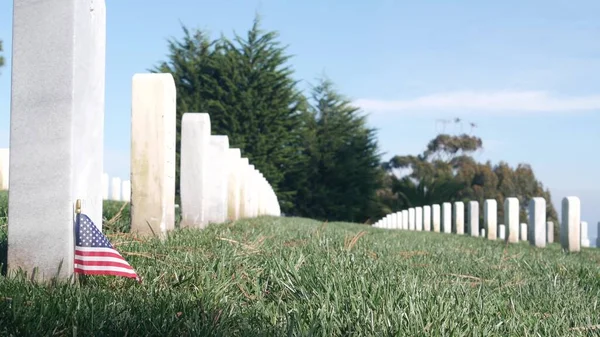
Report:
0,1,598,241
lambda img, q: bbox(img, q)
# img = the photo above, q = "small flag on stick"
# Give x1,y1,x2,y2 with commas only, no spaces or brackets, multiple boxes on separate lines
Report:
74,200,140,282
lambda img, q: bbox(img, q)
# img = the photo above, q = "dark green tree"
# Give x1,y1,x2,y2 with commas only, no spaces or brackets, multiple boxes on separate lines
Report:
292,78,382,222
154,18,305,211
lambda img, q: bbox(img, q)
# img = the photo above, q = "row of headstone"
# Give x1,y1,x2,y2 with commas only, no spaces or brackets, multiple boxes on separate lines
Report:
373,197,597,252
5,0,280,282
101,173,130,201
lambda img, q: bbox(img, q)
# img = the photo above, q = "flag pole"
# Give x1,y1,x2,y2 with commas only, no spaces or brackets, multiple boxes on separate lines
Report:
74,199,83,284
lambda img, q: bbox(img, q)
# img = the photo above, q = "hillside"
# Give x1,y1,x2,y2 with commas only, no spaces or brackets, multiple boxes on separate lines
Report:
1,196,599,336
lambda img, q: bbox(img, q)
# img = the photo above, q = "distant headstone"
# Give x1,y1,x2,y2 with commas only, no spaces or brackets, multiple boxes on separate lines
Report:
408,208,416,230
391,213,398,229
547,221,554,244
111,177,121,201
504,198,519,243
402,210,409,230
484,199,497,240
180,113,211,228
415,207,423,231
468,201,479,237
0,148,9,190
560,196,581,252
121,180,131,202
432,204,441,232
520,223,528,241
130,73,176,237
498,224,506,240
453,201,464,234
423,205,431,231
528,198,546,247
227,148,242,220
481,229,486,237
7,0,106,281
396,212,403,229
442,202,452,233
581,221,590,247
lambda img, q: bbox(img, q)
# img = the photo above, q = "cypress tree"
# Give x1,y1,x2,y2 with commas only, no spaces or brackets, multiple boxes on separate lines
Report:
294,78,382,222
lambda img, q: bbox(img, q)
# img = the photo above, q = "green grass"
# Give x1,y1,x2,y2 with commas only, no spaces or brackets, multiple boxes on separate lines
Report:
1,191,600,336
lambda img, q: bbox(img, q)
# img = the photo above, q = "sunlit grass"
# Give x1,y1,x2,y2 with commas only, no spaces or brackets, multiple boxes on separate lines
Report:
1,192,599,336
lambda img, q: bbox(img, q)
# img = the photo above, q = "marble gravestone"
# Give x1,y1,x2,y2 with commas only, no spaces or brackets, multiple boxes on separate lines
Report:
180,113,211,228
130,73,176,237
442,202,452,233
423,205,431,231
484,199,497,240
432,204,441,232
238,158,250,218
408,208,415,230
227,148,242,220
498,224,506,240
560,196,581,252
504,198,519,243
111,177,121,201
547,221,554,244
581,221,590,247
528,197,546,247
415,207,423,231
468,201,479,237
402,210,409,230
8,0,106,281
520,223,528,241
205,136,230,224
453,201,464,234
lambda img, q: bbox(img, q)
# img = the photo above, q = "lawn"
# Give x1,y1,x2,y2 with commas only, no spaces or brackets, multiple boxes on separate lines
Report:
1,193,599,336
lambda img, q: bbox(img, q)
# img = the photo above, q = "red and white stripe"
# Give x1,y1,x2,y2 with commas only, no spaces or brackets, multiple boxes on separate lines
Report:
74,246,139,280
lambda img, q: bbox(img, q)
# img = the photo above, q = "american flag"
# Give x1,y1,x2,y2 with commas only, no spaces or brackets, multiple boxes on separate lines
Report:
74,213,140,282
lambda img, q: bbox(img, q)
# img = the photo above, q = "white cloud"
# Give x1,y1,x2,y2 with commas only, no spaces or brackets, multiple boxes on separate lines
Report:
354,90,600,114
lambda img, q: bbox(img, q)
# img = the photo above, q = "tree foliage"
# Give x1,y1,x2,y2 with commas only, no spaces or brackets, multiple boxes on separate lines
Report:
382,134,558,230
153,17,304,210
289,78,382,222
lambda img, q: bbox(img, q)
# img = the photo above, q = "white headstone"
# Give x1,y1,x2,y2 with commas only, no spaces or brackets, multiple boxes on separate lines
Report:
247,165,258,218
121,180,131,202
180,113,210,228
238,158,250,218
130,73,176,237
453,201,465,234
396,211,403,229
504,197,519,243
111,177,121,201
480,229,486,237
561,196,581,252
408,208,415,230
528,198,546,247
204,135,229,224
499,224,506,240
432,204,441,232
227,148,242,220
581,221,589,247
415,207,423,231
0,148,9,190
101,173,109,200
423,205,431,231
7,0,106,281
484,199,497,240
391,213,398,229
520,223,528,241
468,201,479,237
442,202,452,233
547,221,554,244
402,210,408,230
